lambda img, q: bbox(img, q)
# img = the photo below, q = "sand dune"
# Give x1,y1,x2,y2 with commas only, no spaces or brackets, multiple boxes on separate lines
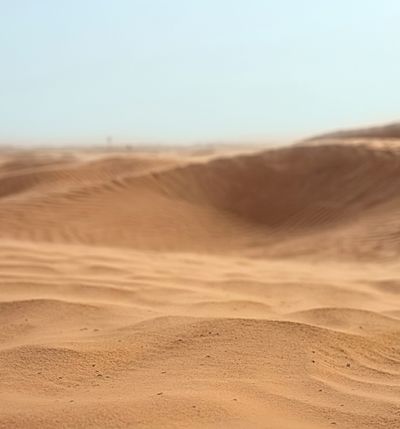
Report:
305,121,400,141
0,140,399,428
1,143,399,257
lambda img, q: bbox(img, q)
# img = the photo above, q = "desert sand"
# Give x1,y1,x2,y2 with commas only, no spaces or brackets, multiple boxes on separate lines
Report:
0,137,400,428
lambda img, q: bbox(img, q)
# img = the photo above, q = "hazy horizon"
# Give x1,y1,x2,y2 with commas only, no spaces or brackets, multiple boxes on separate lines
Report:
1,0,400,145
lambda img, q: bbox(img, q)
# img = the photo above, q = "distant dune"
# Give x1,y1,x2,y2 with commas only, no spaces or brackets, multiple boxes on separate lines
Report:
0,135,399,428
305,121,400,141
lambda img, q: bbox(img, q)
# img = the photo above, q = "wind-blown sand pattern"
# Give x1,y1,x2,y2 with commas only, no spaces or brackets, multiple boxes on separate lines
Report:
0,139,400,428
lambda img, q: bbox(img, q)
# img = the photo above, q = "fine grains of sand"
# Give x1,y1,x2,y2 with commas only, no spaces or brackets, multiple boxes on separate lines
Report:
0,141,399,428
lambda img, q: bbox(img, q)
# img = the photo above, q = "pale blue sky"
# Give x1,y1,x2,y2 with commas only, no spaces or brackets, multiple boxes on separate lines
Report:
1,0,399,144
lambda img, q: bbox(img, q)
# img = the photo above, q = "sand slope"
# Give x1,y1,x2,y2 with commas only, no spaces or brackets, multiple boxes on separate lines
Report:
0,142,399,428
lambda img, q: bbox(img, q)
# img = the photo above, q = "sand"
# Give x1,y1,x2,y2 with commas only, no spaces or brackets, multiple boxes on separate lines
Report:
0,141,399,428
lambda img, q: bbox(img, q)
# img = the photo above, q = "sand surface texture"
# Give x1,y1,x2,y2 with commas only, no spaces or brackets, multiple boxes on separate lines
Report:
0,141,399,428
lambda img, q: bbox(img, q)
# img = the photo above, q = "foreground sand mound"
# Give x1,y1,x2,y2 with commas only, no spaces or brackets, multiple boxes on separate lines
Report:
0,143,399,428
0,241,399,429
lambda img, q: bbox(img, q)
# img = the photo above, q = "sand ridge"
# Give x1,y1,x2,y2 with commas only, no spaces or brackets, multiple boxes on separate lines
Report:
0,141,399,428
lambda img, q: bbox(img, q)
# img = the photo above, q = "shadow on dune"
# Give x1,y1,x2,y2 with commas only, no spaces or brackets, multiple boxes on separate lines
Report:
151,143,400,229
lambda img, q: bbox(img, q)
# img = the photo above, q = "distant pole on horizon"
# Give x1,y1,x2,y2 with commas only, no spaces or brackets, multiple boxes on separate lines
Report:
106,135,113,149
